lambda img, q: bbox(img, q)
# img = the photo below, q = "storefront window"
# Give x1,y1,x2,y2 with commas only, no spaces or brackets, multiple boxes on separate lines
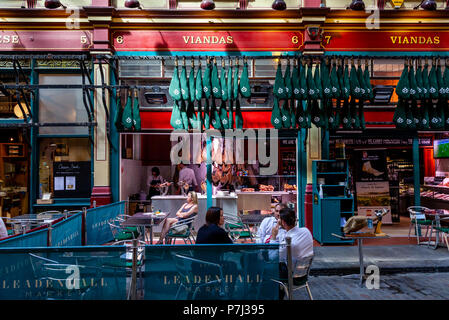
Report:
38,74,88,135
38,138,91,199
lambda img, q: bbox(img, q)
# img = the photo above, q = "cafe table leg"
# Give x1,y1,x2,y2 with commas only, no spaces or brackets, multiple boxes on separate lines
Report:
358,239,364,288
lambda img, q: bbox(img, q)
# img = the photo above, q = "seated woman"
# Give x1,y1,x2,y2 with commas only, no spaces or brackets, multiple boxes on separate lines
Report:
196,206,233,244
157,191,198,244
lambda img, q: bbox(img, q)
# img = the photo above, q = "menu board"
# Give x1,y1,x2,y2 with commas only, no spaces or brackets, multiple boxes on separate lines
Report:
53,161,91,198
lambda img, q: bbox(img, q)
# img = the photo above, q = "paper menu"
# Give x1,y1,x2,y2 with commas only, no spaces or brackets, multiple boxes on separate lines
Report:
54,176,64,191
66,176,76,190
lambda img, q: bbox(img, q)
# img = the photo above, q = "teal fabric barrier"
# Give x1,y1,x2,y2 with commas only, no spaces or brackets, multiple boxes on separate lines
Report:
85,201,125,245
143,244,280,300
0,229,48,248
0,246,128,300
51,213,83,247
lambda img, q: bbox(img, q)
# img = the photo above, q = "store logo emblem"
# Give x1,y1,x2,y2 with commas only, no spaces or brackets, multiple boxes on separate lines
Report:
365,265,380,289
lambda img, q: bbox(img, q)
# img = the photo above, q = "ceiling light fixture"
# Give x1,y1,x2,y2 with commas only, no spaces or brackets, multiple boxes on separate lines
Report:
124,0,142,9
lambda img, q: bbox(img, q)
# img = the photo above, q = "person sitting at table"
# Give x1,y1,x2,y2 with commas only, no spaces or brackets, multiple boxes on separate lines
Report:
196,206,233,244
268,207,313,300
157,191,198,244
256,203,287,244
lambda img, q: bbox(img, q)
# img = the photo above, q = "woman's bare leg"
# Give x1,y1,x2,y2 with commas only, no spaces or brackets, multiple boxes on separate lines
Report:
158,218,179,243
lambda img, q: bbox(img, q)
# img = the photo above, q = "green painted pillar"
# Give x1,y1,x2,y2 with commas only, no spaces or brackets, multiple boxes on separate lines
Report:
297,128,307,227
321,128,329,160
206,135,212,209
413,136,420,207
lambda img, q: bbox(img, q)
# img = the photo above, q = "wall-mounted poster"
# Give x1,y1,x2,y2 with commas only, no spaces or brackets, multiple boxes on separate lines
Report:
354,149,392,224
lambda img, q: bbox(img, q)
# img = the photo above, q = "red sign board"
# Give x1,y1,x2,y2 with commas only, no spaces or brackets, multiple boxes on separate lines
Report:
322,30,446,51
0,30,93,51
113,30,303,52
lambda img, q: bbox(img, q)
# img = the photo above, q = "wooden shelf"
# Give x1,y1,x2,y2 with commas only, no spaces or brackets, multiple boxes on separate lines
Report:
0,143,26,158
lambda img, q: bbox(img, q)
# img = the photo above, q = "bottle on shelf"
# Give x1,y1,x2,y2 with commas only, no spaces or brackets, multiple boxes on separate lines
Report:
319,184,324,198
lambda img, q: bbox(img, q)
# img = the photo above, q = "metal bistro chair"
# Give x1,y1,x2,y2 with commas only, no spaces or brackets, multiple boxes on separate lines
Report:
271,255,314,300
108,218,140,242
171,252,225,300
223,213,253,242
165,215,197,245
407,206,433,245
434,217,449,251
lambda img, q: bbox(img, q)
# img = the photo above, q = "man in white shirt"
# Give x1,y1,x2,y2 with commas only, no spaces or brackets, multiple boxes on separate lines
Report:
269,207,313,299
256,203,287,244
178,163,198,192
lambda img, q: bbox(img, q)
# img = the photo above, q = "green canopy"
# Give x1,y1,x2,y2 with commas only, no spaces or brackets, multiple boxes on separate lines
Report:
422,63,430,100
421,100,430,129
326,99,335,129
195,61,203,101
438,100,445,129
114,91,123,131
321,59,332,100
396,63,410,100
235,99,244,129
203,59,212,99
292,61,301,100
350,98,360,129
227,64,234,129
342,61,351,100
296,100,307,129
341,99,352,130
349,61,361,99
437,62,446,100
239,59,251,98
281,100,291,128
189,63,196,103
364,61,374,102
121,91,133,130
306,63,317,100
170,100,183,129
219,100,229,129
204,98,210,129
187,100,200,130
330,61,341,99
228,100,234,129
409,64,418,101
311,99,324,128
233,60,239,100
358,100,365,130
411,100,420,129
415,63,424,101
337,60,345,100
132,90,141,131
290,100,296,129
180,63,190,101
227,63,233,101
332,99,341,130
211,59,222,99
220,62,228,102
197,99,203,131
284,61,293,100
211,98,222,129
444,60,449,100
357,64,367,101
169,61,182,101
314,63,323,100
429,62,439,100
405,103,416,130
305,100,312,129
271,98,283,129
393,99,407,129
298,60,308,101
274,62,287,100
180,99,189,129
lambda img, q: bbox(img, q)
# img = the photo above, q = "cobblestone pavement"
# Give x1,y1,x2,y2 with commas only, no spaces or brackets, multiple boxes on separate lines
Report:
292,272,449,300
